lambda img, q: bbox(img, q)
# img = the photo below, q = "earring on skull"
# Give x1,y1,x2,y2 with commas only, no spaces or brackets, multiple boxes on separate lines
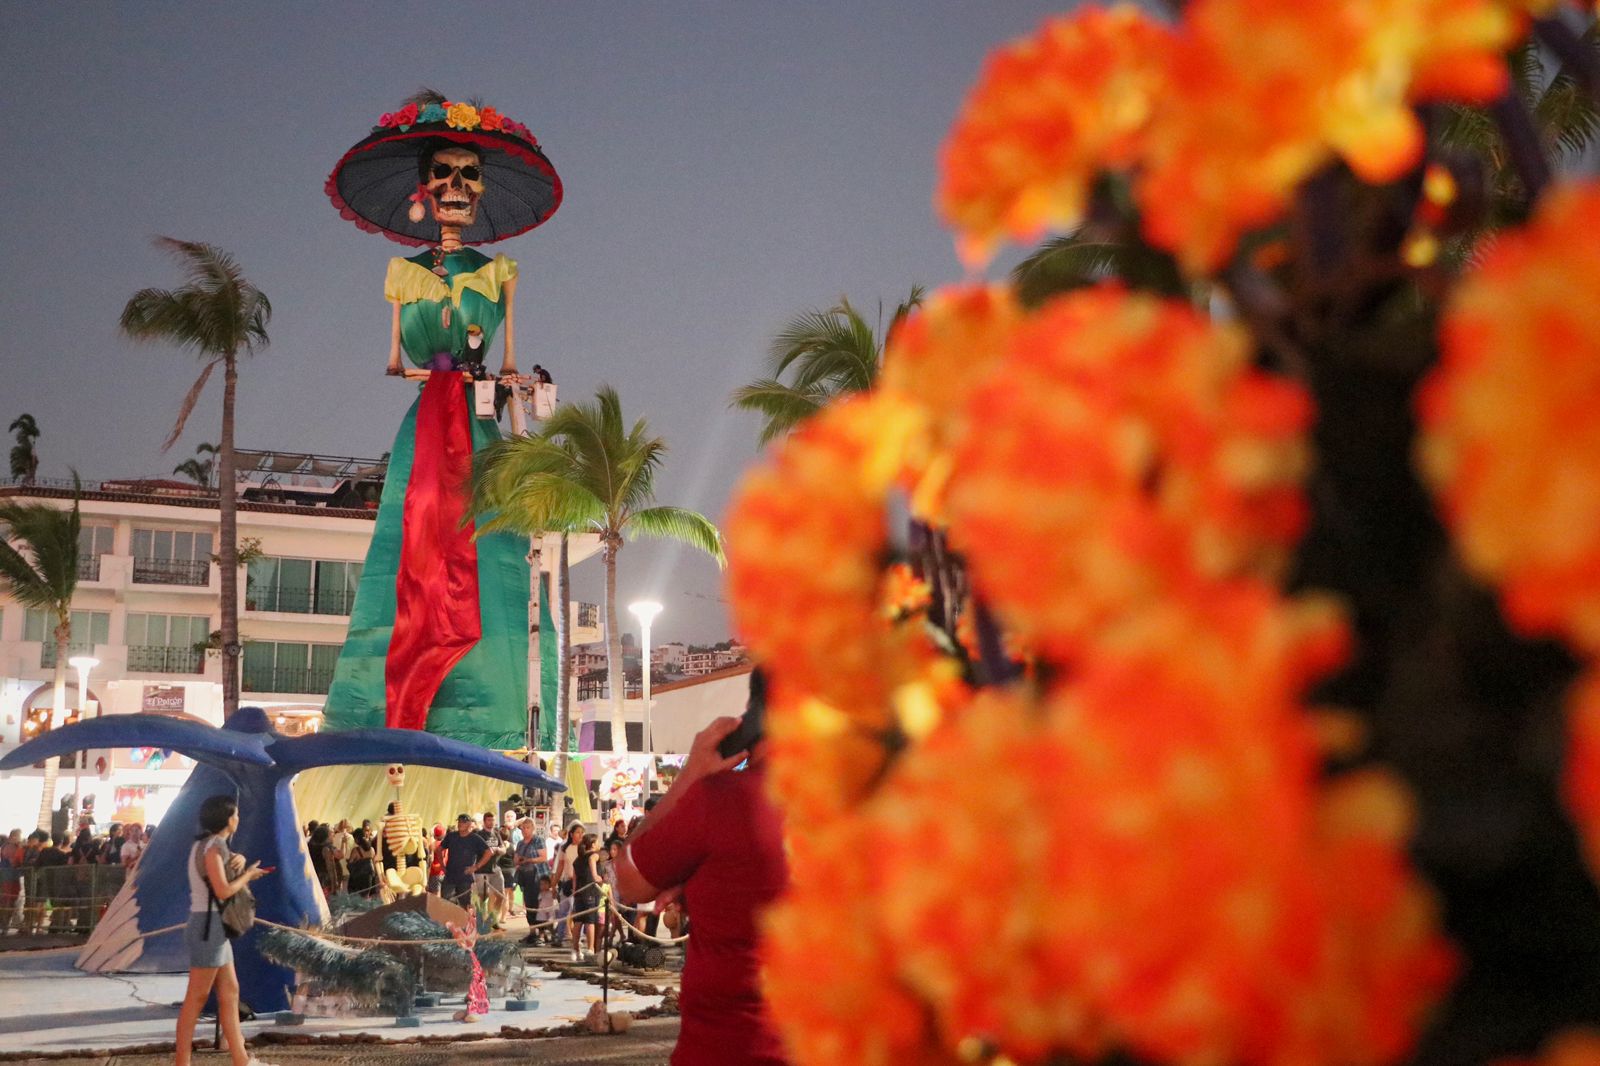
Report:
408,184,428,225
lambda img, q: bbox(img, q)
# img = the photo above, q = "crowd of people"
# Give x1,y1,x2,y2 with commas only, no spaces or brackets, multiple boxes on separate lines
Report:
0,809,152,934
297,804,663,962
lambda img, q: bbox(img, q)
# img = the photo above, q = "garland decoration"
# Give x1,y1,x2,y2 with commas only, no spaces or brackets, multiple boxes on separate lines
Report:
722,2,1600,1063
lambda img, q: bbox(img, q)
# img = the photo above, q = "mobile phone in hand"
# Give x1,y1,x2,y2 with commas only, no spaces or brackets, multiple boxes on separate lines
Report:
717,669,767,759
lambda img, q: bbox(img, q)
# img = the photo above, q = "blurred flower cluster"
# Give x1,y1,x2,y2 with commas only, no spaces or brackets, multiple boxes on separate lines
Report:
726,1,1600,1063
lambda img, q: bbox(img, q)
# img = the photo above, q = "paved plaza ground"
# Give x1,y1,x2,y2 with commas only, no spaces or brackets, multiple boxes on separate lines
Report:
0,1021,683,1066
0,912,683,1065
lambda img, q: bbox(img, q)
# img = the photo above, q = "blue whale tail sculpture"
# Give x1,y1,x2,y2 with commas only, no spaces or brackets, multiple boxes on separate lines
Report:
0,707,563,1012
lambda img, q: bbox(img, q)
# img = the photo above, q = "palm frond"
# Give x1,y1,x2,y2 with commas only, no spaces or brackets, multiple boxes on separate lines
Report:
161,359,220,453
9,443,34,480
1536,71,1600,159
0,496,80,611
728,380,827,444
469,434,606,536
121,239,272,360
1508,40,1545,108
1011,232,1187,305
8,414,38,440
624,506,726,567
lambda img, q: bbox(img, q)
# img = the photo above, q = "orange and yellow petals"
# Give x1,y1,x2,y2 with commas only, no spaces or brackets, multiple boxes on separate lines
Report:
937,4,1171,267
1136,0,1516,273
1498,1029,1600,1066
880,562,933,621
726,392,928,717
1418,181,1600,653
942,286,1312,663
881,284,1023,443
852,593,1444,1066
1311,771,1459,1065
764,822,959,1066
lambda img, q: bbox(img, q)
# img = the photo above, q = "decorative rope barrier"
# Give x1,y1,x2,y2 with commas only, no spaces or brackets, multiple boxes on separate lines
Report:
604,897,690,945
252,901,610,948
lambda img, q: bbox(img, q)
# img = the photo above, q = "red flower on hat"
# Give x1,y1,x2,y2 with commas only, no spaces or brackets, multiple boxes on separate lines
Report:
478,106,505,132
393,102,419,129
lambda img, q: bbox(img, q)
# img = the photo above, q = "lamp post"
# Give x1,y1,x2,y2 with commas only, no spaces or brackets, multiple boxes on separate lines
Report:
68,655,99,828
627,600,662,767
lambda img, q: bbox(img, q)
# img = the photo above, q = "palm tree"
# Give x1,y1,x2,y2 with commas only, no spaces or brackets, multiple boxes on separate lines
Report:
8,414,39,483
0,492,81,831
173,441,218,488
731,288,924,446
120,239,271,719
471,386,725,754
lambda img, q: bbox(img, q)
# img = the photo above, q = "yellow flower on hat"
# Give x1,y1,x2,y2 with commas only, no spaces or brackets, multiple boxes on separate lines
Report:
446,102,481,131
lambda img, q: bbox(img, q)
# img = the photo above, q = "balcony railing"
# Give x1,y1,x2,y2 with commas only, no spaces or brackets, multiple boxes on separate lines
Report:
132,557,210,587
77,554,101,581
126,644,205,674
241,666,334,695
246,586,355,616
40,641,95,669
576,602,600,628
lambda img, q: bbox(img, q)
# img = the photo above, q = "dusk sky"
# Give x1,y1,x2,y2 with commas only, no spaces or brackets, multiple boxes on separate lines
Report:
1,1,1075,644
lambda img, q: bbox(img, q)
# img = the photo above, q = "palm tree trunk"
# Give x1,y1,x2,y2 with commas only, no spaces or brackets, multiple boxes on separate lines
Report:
555,535,572,801
35,618,70,833
604,537,627,753
219,355,240,718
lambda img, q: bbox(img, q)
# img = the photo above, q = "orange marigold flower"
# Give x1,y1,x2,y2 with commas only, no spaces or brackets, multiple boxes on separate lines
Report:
1138,0,1516,273
1495,1029,1600,1066
854,588,1450,1065
1418,181,1600,653
880,562,932,621
944,285,1312,663
763,822,962,1066
727,391,927,717
937,4,1172,266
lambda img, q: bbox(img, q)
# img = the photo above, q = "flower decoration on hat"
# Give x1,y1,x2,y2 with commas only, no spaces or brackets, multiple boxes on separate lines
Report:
327,88,560,246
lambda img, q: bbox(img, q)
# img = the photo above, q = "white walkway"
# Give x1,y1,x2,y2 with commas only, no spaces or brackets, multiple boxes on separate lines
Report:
0,948,660,1054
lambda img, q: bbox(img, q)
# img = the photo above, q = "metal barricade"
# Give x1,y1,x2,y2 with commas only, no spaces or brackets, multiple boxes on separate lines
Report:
1,863,127,935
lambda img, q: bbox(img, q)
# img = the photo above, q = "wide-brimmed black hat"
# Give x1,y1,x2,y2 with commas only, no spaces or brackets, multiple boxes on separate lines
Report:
326,92,562,247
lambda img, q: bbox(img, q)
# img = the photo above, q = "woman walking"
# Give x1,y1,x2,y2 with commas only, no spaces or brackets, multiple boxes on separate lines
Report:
175,795,270,1066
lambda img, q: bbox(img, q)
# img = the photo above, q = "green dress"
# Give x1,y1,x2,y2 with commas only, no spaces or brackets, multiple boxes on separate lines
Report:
320,248,530,750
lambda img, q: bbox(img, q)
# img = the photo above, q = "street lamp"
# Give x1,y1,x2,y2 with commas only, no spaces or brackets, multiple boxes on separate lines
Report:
68,655,99,827
627,600,662,762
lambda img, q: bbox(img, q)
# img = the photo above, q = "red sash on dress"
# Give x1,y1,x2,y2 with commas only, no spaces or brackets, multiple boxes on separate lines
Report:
385,371,482,729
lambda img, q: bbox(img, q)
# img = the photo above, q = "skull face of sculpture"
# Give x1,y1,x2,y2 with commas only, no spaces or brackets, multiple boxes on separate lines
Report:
386,763,405,789
426,146,484,228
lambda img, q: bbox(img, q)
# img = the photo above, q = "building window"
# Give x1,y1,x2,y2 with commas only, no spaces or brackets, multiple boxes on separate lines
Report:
78,525,114,580
588,722,644,752
241,640,340,694
126,613,209,673
131,527,212,586
25,608,110,667
246,557,362,615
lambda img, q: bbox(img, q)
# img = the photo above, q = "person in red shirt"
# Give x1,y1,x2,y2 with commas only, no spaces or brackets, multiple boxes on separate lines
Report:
616,674,789,1066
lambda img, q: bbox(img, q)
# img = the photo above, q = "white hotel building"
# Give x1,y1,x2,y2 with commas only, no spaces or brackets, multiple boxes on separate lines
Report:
0,452,600,829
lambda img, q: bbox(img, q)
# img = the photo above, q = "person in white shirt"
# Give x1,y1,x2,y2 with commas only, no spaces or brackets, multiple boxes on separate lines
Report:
120,824,146,869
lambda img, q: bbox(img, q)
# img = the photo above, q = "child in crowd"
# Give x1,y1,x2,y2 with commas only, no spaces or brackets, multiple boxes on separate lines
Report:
534,875,558,945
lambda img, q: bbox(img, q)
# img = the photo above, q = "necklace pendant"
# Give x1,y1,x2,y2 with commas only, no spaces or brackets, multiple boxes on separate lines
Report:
441,304,452,329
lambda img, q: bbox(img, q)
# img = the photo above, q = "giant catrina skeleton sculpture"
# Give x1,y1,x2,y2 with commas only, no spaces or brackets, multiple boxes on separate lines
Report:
321,91,562,747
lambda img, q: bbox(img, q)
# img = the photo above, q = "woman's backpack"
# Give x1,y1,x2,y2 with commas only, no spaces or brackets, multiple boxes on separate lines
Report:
193,840,256,940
